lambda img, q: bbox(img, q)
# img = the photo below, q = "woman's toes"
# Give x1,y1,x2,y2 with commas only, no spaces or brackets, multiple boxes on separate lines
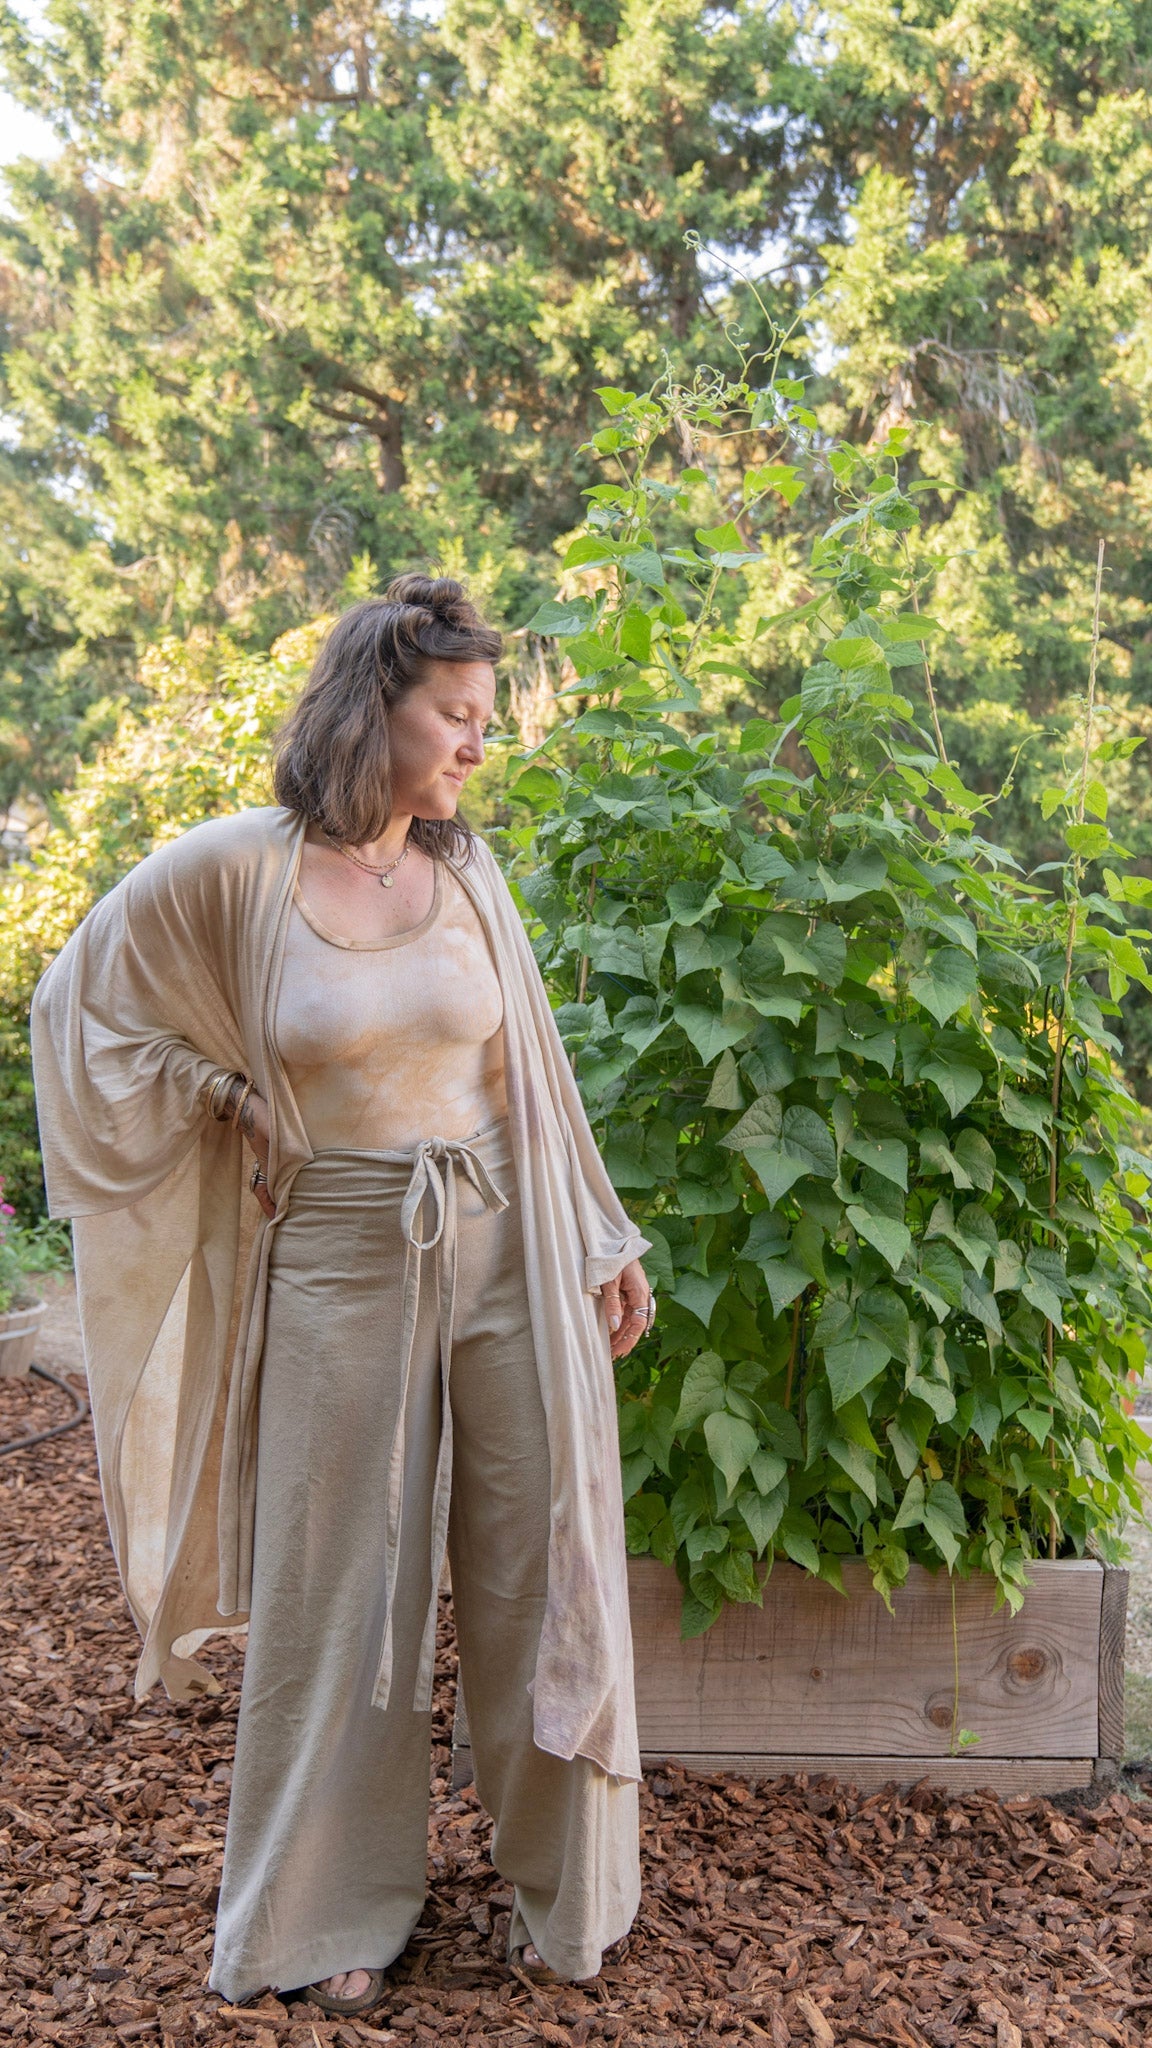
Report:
320,1970,373,2000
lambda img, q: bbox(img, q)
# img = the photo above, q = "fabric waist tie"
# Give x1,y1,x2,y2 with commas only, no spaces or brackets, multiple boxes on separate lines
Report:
372,1130,510,1714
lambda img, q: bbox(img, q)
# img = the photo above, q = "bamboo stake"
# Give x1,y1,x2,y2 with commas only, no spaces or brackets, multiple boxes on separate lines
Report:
575,864,598,1006
1045,539,1105,1558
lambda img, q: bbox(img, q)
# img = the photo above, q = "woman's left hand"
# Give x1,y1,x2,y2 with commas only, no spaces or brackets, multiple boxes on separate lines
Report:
601,1259,654,1359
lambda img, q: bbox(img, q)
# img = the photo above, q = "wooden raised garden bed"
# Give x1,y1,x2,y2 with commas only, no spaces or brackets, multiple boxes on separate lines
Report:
453,1557,1126,1797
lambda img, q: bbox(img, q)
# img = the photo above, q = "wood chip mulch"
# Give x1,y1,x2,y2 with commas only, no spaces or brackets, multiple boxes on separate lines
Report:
5,1369,1152,2048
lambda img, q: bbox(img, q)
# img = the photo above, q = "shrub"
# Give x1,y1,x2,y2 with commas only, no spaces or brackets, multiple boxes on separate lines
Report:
503,358,1152,1632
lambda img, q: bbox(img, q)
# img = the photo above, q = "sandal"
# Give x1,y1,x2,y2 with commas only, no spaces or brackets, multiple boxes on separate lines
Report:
303,1968,387,2017
510,1944,561,1985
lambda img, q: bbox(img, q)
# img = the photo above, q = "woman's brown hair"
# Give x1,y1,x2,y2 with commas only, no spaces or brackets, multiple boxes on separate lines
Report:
273,574,502,859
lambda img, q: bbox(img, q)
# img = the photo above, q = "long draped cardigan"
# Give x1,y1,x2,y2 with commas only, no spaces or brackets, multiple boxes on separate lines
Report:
30,807,649,1781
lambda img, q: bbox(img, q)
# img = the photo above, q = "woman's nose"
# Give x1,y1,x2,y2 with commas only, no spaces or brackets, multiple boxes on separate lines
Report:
459,726,485,763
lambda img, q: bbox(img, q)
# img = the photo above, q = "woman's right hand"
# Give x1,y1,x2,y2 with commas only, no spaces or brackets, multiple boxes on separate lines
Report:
240,1089,275,1219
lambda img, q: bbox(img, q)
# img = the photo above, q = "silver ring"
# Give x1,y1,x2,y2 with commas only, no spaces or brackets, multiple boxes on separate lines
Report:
250,1162,267,1191
644,1294,657,1332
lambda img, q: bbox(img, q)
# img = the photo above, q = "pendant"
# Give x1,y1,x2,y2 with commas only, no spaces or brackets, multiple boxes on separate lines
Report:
380,873,395,887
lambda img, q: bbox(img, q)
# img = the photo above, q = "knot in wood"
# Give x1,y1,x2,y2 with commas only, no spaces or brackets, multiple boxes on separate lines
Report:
927,1702,954,1729
1006,1646,1048,1683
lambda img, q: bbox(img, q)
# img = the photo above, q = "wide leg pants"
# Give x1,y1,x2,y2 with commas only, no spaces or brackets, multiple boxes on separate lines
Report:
209,1116,640,2003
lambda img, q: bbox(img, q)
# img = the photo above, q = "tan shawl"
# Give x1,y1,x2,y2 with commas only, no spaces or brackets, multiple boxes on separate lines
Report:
30,807,648,1780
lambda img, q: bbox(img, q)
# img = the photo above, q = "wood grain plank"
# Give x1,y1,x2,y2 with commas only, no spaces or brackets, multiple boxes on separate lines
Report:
638,1753,1095,1797
1098,1566,1128,1763
629,1558,1104,1759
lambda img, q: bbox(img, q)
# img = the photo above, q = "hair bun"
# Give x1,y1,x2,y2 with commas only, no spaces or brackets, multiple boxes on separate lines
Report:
383,572,478,628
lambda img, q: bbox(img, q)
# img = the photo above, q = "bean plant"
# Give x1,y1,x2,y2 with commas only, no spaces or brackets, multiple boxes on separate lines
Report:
502,359,1152,1636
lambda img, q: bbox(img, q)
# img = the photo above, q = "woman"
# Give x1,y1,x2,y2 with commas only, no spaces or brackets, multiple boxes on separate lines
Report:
31,576,654,2017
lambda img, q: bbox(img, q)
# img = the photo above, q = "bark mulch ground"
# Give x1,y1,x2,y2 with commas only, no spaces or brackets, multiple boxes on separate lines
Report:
5,1369,1152,2048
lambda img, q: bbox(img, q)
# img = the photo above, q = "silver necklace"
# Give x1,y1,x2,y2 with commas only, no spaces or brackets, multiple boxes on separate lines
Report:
326,833,410,888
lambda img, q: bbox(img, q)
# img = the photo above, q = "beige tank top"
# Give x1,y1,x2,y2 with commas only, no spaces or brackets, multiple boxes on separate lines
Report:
274,859,508,1152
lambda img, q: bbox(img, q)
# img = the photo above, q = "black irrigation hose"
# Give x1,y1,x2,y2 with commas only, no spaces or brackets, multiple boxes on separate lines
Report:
0,1360,90,1457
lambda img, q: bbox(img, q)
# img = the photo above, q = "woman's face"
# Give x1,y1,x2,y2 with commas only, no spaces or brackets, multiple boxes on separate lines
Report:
387,659,498,820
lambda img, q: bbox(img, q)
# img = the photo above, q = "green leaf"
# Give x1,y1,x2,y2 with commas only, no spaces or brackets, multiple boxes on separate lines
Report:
666,878,722,925
703,1410,760,1493
680,1587,723,1639
588,773,673,826
961,1271,1002,1339
919,1128,971,1189
595,385,635,416
675,1351,728,1428
743,1104,837,1204
749,1447,789,1493
857,1285,911,1362
696,520,746,553
887,1421,920,1480
828,1435,878,1504
782,1105,838,1178
1022,1248,1069,1325
917,1240,964,1313
1065,822,1110,859
1017,1406,1054,1446
621,547,667,588
621,1451,654,1500
669,1474,709,1544
954,1202,998,1274
992,1239,1024,1293
770,920,847,987
509,764,562,808
819,848,889,901
618,608,652,662
616,995,669,1056
825,635,880,670
884,614,942,643
737,1481,788,1552
924,1480,967,1561
677,1180,740,1216
704,1047,743,1110
522,598,589,636
640,920,672,984
672,1269,730,1328
721,1091,783,1151
921,1057,983,1115
674,998,756,1063
906,1372,957,1424
760,1257,811,1317
779,1516,820,1575
908,947,979,1025
742,1143,806,1204
563,534,617,570
892,1473,925,1531
954,1128,996,1191
579,922,645,978
740,840,794,887
1000,1083,1051,1137
847,1204,912,1271
844,1134,908,1190
824,1335,891,1407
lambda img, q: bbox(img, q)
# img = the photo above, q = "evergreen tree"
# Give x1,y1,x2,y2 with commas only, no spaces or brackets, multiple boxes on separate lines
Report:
0,0,788,805
798,1,1152,847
